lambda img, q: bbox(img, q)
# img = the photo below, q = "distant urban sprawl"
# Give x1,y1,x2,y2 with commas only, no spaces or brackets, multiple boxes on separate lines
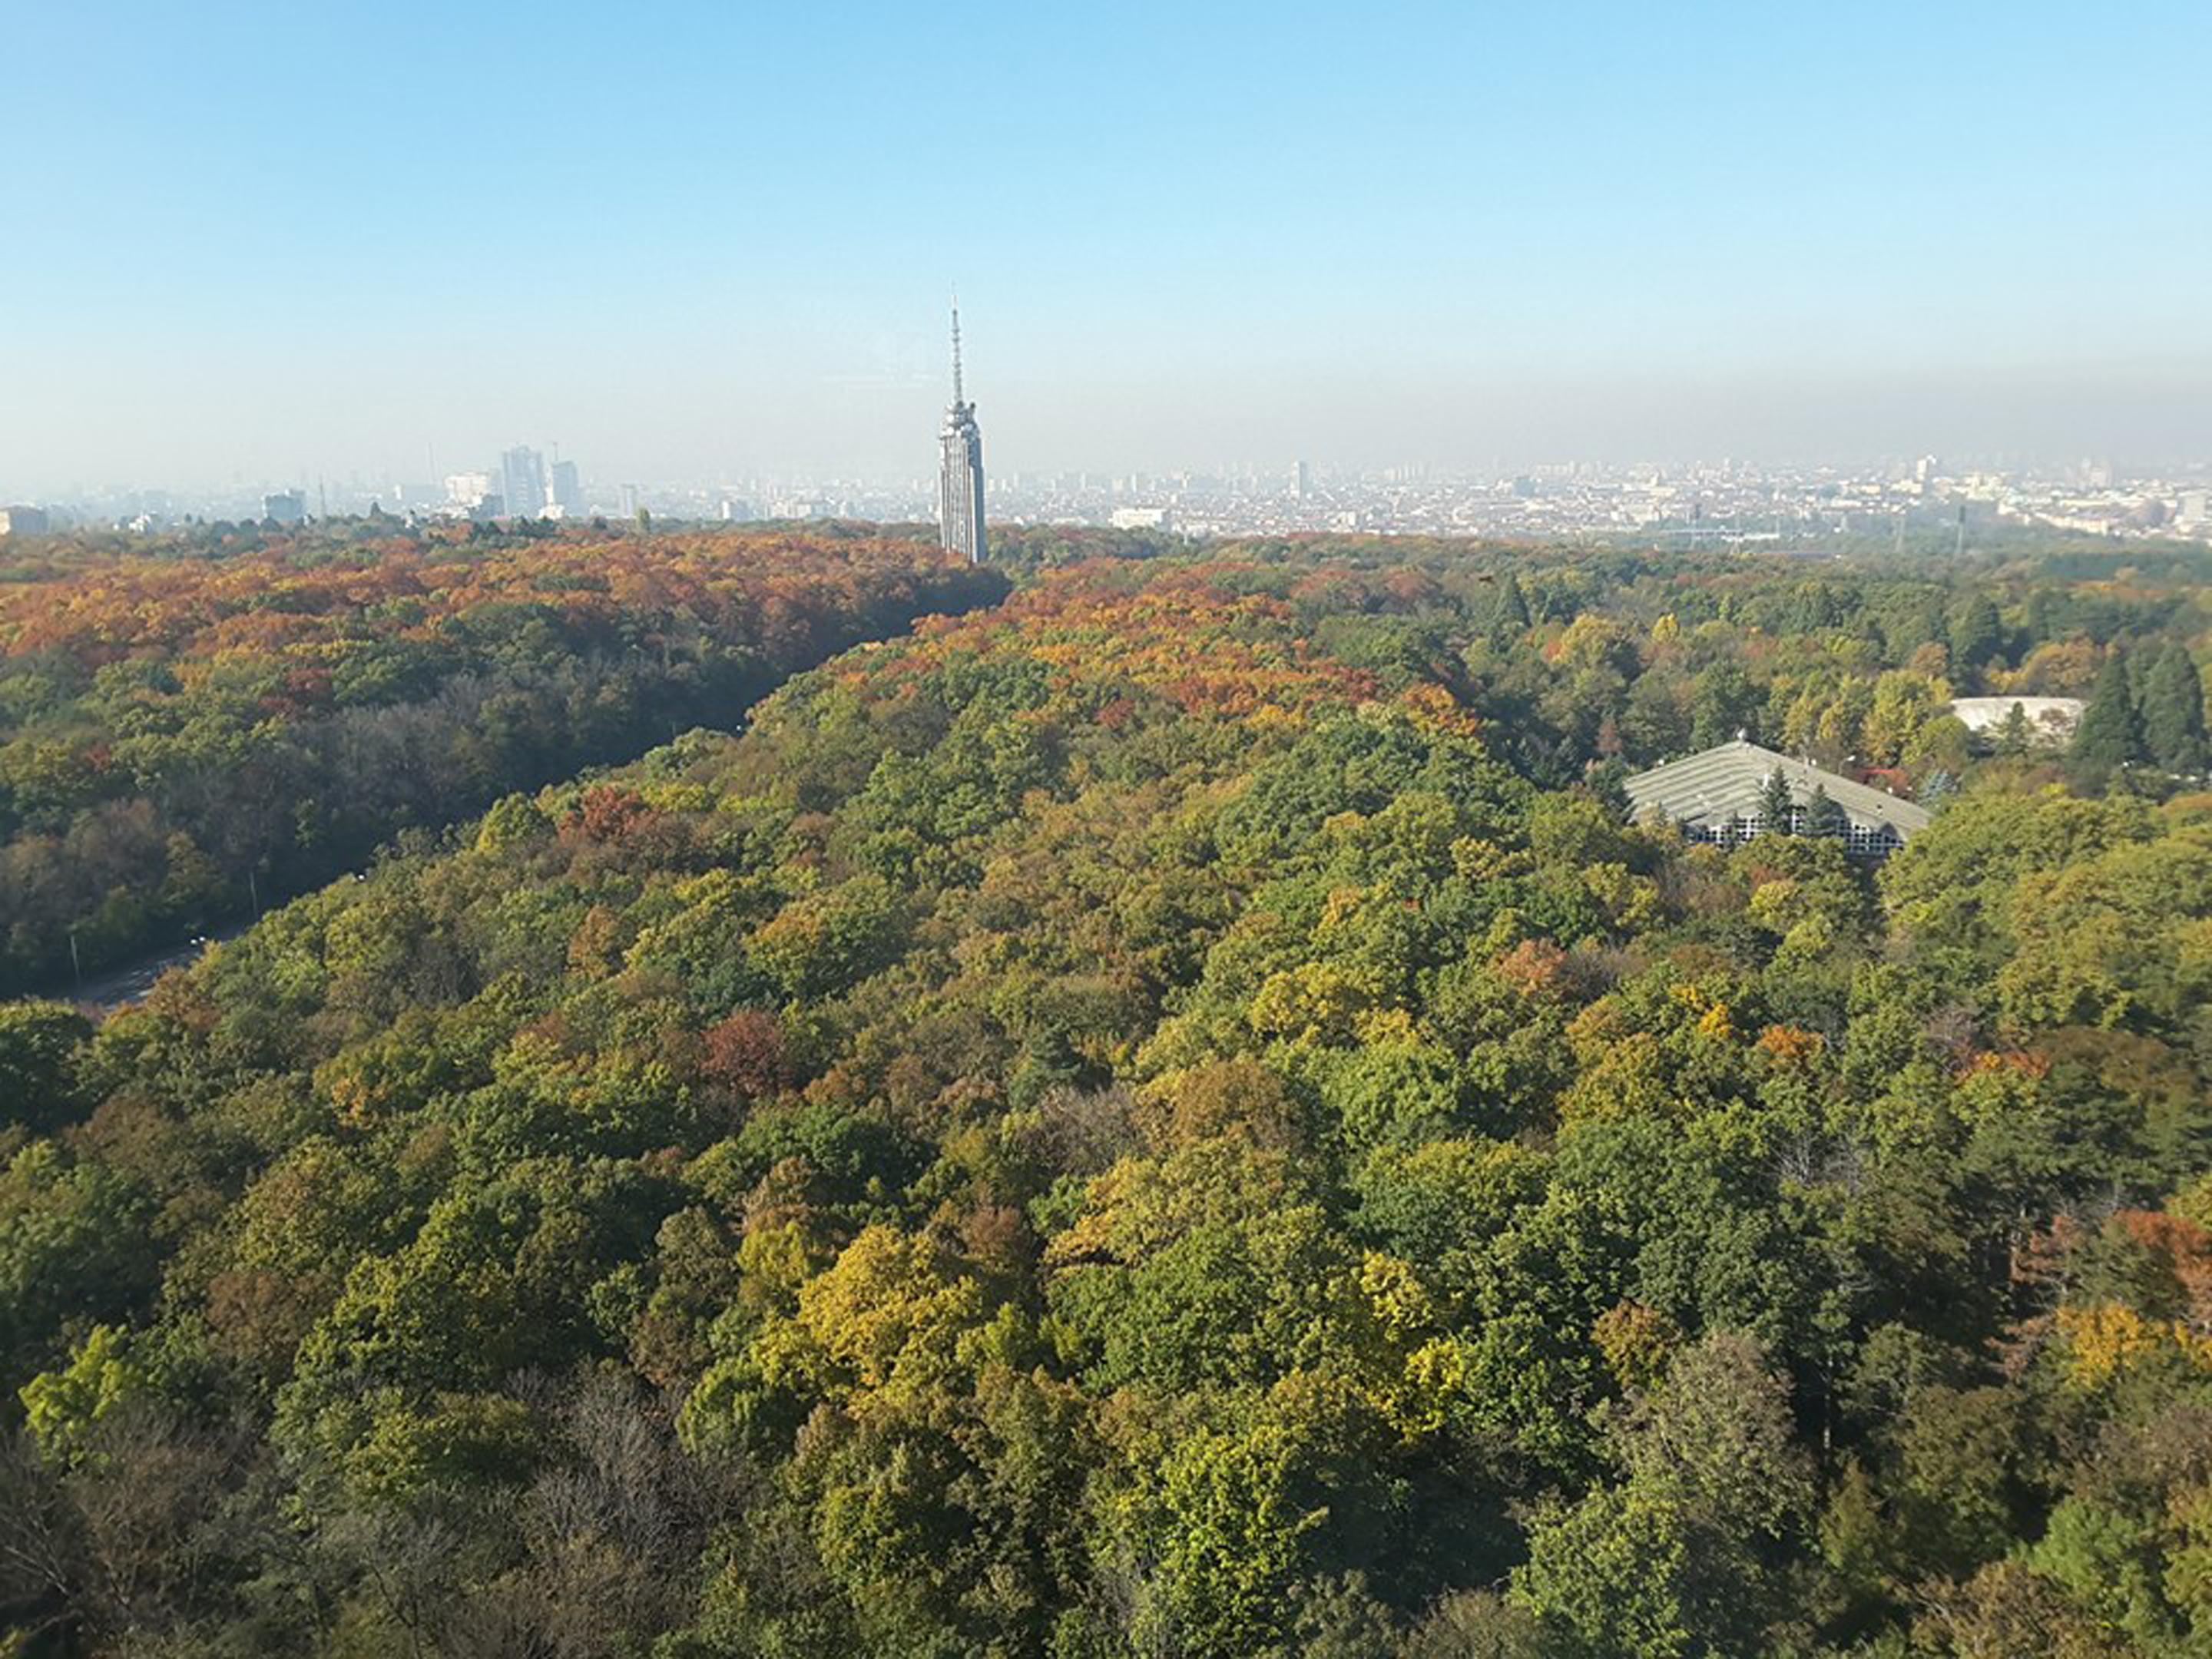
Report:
8,454,2209,548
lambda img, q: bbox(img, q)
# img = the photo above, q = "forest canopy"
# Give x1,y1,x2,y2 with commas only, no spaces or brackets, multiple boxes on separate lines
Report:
5,531,2212,1657
0,524,1005,996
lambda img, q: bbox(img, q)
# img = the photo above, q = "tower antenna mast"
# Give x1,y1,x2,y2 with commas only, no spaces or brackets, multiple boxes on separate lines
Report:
950,293,965,406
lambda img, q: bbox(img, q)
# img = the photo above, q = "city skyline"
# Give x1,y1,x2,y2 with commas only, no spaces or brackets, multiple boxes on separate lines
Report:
4,2,2207,494
15,451,2209,555
5,343,2203,508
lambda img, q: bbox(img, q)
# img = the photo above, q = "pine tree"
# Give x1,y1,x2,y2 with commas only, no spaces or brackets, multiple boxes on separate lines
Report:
1491,573,1532,641
2128,644,2156,707
2140,643,2210,774
1805,784,1849,838
1995,701,2034,757
1948,594,2003,677
2023,587,2060,645
1759,767,1795,835
2072,649,2144,774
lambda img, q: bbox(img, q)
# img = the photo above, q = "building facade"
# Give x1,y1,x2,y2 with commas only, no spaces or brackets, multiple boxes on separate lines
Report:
938,303,986,565
548,459,584,518
501,446,547,518
1623,737,1932,857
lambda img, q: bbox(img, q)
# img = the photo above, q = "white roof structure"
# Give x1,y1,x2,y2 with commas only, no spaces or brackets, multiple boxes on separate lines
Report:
1948,696,2082,738
1624,738,1932,843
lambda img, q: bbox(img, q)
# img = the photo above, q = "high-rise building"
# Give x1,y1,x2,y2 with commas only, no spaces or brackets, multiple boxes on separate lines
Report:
0,505,50,535
548,459,584,517
263,490,306,525
501,446,547,518
937,301,986,565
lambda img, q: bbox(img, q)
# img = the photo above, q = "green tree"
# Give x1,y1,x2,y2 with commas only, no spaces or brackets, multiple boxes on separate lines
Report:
1512,1333,1815,1657
1861,671,1950,766
2073,649,2144,776
1948,594,2003,678
19,1323,151,1464
1690,663,1758,749
1112,1410,1333,1658
1759,767,1795,836
1805,784,1849,839
1489,573,1533,642
0,1143,157,1391
0,1000,91,1133
2140,643,2210,775
1513,1487,1692,1658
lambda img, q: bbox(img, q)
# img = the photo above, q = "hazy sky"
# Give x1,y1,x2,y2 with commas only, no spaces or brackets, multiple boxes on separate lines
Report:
4,0,2208,493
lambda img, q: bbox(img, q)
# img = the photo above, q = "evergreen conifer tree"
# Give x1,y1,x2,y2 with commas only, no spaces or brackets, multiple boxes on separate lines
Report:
2141,643,2210,774
2022,587,2059,644
2072,649,2144,774
1995,701,2034,757
1948,594,2003,677
1491,573,1533,642
1759,767,1796,835
1805,784,1849,838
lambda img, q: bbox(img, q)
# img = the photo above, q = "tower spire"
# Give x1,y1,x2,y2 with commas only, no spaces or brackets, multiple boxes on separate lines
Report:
937,293,985,565
950,293,965,406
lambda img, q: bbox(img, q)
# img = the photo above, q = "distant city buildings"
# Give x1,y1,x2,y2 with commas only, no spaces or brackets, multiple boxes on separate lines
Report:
937,302,986,565
263,491,306,525
0,505,49,535
16,449,2212,546
442,472,503,519
500,447,547,518
965,456,2212,547
432,452,584,520
548,459,583,518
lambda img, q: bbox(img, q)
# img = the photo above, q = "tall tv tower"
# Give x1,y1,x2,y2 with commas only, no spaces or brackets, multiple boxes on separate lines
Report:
937,296,986,565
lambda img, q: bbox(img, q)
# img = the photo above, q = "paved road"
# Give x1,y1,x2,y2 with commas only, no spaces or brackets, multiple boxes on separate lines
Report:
65,925,247,1010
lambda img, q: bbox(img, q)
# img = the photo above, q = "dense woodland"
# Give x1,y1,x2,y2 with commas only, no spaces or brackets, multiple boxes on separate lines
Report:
6,528,2212,1656
0,522,1007,996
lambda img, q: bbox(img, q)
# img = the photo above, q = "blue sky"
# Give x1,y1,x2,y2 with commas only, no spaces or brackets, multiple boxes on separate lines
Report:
3,0,2207,489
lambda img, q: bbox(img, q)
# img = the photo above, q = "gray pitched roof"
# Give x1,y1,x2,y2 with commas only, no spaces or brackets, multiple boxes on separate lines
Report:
1623,739,1932,836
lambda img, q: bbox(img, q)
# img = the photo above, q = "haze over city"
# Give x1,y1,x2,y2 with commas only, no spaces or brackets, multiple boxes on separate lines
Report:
5,0,2208,498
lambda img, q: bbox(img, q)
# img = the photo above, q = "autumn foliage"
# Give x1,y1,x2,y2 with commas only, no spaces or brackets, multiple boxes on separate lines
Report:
0,524,1004,993
5,538,2212,1654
